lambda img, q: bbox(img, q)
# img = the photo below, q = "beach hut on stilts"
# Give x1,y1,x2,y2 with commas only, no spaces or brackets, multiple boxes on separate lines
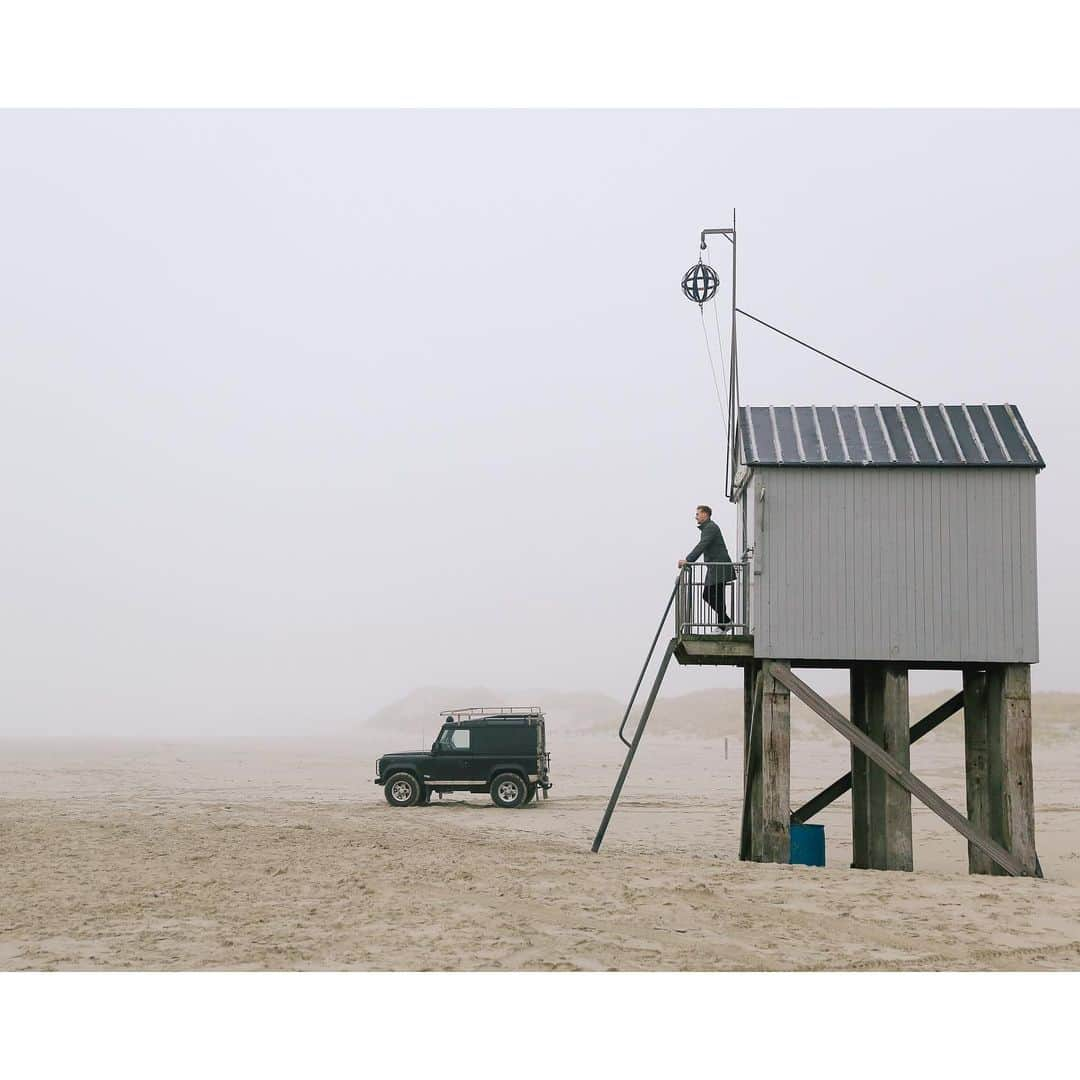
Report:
593,214,1046,877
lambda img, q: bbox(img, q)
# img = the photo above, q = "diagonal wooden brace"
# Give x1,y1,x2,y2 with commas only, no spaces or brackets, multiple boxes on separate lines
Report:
764,663,1032,877
791,691,964,824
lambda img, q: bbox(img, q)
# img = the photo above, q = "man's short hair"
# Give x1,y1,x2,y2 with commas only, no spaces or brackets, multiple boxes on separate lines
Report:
697,504,712,517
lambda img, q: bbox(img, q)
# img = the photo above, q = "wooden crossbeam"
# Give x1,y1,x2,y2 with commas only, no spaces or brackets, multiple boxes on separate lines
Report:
791,691,964,824
792,773,853,827
765,663,1031,878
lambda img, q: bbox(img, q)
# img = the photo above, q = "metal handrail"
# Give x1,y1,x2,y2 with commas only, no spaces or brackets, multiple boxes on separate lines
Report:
593,638,676,852
616,577,680,748
594,562,753,855
675,560,750,638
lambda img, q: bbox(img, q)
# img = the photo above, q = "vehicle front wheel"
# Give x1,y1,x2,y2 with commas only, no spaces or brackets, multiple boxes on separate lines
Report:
490,772,527,809
384,772,421,807
523,784,537,805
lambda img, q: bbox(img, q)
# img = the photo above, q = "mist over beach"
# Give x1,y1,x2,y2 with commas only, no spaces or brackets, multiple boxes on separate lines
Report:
2,107,1079,974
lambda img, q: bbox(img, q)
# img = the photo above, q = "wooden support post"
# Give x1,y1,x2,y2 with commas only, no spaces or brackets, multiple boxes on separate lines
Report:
866,666,887,869
741,665,763,861
850,664,872,869
739,664,759,861
987,664,1037,876
760,662,791,864
863,665,913,871
742,663,754,789
963,669,993,875
880,665,913,871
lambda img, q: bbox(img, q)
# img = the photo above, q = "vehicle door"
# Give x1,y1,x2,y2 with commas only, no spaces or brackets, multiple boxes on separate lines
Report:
532,719,546,782
429,725,474,786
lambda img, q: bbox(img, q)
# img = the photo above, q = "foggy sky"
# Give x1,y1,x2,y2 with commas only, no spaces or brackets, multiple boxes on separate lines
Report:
2,110,1078,735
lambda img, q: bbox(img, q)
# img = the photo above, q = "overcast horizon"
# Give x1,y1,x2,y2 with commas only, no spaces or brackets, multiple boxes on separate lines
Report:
3,110,1079,736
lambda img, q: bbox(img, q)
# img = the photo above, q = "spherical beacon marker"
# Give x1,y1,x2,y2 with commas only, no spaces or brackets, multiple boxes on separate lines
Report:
681,261,720,305
682,262,717,306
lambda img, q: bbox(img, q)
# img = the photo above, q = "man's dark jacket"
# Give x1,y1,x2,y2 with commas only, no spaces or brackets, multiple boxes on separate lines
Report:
686,519,735,585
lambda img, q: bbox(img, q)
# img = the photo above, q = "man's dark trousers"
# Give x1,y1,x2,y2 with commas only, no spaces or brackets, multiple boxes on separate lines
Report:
703,583,729,624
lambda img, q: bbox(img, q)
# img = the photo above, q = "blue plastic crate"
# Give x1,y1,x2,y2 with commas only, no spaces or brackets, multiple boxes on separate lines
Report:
790,822,825,866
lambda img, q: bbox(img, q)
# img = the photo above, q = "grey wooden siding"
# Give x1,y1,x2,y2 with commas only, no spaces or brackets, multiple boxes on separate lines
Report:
749,467,1039,663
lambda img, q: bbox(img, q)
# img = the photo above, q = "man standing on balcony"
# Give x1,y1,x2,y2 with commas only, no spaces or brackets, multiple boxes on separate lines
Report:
678,504,735,626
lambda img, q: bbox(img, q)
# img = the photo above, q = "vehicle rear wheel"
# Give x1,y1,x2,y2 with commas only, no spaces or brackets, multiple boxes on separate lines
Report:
384,772,421,807
523,784,537,805
490,772,527,809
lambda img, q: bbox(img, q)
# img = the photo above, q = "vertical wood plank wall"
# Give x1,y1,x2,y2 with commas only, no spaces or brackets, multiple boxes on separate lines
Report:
749,467,1039,663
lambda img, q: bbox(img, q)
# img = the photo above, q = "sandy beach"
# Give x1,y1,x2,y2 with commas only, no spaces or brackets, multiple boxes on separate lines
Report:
4,695,1080,971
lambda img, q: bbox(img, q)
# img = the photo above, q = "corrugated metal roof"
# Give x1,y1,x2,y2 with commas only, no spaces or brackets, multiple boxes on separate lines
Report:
738,405,1045,468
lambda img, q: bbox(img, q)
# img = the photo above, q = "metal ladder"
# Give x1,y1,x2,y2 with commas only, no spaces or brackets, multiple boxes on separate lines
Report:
591,577,680,853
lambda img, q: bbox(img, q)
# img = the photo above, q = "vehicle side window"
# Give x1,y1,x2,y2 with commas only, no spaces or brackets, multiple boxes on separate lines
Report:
449,729,470,750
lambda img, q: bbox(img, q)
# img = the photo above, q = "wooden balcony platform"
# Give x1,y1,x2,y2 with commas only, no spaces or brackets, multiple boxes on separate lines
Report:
674,634,755,666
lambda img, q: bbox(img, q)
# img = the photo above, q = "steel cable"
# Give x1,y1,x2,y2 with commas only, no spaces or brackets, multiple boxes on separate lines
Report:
699,304,730,452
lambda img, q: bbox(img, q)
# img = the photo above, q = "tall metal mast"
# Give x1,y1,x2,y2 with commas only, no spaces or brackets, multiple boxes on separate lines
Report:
699,210,738,500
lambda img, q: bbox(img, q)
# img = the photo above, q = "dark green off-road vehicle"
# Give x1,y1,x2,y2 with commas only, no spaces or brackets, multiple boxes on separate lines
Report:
375,706,552,808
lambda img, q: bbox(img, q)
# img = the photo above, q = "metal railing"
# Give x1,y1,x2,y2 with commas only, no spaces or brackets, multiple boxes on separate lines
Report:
439,706,542,719
592,561,751,853
675,560,750,637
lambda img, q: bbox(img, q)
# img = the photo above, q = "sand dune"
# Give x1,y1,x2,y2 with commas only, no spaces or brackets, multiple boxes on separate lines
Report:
367,686,1080,742
366,686,625,735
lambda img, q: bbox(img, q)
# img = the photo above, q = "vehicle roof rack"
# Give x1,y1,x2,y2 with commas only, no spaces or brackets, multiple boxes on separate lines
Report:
439,705,543,719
